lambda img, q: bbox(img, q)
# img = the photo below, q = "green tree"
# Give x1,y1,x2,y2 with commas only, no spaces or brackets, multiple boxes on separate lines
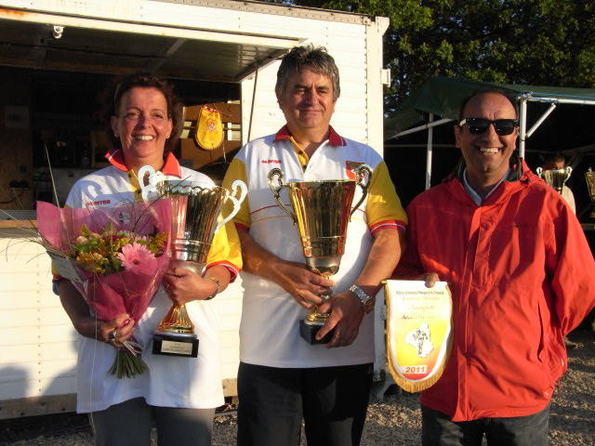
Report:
283,0,595,110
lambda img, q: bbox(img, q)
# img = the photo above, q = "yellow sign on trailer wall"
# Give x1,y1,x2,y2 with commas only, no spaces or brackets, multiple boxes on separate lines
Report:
383,280,453,393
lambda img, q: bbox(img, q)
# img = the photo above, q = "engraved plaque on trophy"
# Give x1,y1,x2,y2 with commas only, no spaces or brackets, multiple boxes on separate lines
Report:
268,166,371,344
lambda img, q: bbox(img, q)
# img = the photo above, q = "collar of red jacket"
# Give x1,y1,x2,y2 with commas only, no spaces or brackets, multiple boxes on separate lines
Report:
274,125,346,146
449,155,537,184
446,157,539,204
104,150,182,177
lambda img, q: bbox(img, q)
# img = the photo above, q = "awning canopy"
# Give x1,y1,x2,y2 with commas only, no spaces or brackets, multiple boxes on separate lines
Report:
0,8,300,82
384,77,595,191
385,77,595,140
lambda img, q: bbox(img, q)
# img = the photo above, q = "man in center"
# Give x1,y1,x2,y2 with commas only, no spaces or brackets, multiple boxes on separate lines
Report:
222,46,407,445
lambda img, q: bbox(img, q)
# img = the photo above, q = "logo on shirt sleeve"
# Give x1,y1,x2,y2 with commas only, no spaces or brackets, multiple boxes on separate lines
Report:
345,161,365,180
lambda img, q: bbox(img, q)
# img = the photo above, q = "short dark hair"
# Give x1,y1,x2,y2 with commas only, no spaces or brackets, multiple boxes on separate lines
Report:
458,88,518,121
106,72,183,154
543,152,567,169
275,45,340,100
544,152,566,164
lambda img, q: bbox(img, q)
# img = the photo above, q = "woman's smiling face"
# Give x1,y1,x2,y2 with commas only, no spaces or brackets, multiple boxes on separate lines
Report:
111,86,173,167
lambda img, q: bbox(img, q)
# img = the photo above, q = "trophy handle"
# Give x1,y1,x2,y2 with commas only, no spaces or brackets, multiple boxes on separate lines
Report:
267,168,297,224
216,180,248,232
350,164,372,218
138,165,166,201
586,168,595,195
536,167,543,178
564,166,572,179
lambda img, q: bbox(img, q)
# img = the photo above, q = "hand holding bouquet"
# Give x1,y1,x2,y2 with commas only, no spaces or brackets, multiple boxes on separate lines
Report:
37,199,172,378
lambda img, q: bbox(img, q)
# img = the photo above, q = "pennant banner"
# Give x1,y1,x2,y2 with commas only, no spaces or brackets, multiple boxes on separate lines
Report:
384,279,453,393
195,106,224,150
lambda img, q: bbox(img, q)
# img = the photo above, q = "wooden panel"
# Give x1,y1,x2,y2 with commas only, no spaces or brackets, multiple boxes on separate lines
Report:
184,103,241,122
180,102,241,171
180,139,241,172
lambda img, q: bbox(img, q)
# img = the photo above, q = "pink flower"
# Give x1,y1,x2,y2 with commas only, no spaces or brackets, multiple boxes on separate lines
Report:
117,243,156,271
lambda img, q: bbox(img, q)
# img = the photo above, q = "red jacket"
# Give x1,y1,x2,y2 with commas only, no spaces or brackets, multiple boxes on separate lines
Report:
396,165,595,421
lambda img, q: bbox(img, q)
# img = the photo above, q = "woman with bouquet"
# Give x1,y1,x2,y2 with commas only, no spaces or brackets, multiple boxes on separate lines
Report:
54,72,241,446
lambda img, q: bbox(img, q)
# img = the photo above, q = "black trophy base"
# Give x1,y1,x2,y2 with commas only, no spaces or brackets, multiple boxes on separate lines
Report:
152,333,199,358
300,319,333,345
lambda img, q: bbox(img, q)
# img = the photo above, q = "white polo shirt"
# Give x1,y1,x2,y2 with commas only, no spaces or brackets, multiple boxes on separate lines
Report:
222,126,407,368
64,151,241,413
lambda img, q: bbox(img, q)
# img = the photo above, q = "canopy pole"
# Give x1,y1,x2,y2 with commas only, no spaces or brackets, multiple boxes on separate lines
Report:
526,103,557,138
247,68,259,142
425,113,434,190
518,99,527,160
391,118,452,139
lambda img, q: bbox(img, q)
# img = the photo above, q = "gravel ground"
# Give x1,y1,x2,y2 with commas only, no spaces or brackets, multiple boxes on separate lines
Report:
1,329,593,445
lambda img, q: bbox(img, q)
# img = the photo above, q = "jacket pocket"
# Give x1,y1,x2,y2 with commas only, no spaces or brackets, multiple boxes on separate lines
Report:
487,223,539,278
537,297,566,382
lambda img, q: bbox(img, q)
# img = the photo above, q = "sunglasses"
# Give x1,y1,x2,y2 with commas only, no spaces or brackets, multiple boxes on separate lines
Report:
458,118,519,135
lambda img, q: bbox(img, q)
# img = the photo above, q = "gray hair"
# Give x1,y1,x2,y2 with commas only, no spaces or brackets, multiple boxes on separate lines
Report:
275,45,341,100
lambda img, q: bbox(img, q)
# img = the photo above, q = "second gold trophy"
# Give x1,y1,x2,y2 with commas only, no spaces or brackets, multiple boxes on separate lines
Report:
268,166,370,344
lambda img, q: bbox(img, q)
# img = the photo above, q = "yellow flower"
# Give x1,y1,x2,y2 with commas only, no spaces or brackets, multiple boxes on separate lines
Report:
77,252,108,273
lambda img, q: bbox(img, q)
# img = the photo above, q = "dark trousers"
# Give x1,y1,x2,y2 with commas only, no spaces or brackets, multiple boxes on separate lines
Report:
89,397,215,446
422,404,550,446
237,362,373,446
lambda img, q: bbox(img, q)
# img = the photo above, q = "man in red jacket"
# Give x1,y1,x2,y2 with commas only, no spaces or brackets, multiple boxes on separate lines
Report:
396,90,595,445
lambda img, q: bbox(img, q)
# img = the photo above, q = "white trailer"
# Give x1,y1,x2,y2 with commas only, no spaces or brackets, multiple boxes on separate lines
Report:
0,0,391,418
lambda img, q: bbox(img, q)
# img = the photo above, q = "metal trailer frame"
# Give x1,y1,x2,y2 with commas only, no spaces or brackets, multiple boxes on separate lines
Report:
390,90,595,190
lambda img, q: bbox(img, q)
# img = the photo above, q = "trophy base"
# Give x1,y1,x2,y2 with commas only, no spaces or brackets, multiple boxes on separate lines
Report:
152,332,199,358
300,319,333,345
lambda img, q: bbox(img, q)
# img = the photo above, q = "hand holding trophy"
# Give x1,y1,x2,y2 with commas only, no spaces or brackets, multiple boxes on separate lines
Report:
267,165,371,344
139,165,247,357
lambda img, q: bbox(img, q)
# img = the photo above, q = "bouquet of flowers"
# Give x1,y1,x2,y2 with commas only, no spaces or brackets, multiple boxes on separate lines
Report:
36,199,172,378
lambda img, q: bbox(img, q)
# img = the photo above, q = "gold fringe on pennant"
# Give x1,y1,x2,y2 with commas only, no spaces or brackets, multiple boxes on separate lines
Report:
387,338,452,393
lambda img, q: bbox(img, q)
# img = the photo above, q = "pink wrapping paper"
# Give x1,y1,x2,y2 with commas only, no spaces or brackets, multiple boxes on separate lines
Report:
37,199,172,324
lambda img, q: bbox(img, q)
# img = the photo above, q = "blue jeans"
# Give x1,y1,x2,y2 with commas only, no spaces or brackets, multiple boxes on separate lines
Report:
421,404,550,446
237,362,373,446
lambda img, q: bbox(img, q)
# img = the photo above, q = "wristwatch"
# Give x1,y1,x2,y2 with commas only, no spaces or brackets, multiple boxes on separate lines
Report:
205,277,221,300
348,284,375,313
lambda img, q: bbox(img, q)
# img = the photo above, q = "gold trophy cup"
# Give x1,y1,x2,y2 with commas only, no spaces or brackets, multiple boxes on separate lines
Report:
268,166,371,344
536,166,573,194
138,167,246,357
585,168,595,219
